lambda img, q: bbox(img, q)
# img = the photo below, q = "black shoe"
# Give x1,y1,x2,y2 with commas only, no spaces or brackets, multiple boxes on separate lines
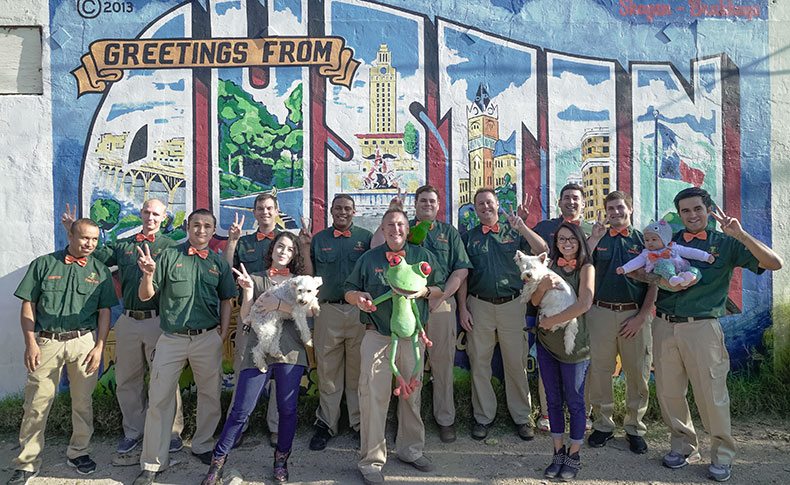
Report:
516,423,535,441
67,455,97,475
559,451,581,480
438,424,457,443
309,422,332,451
544,446,566,479
587,430,613,448
625,433,648,454
7,470,37,485
133,470,157,485
192,450,213,465
471,422,490,440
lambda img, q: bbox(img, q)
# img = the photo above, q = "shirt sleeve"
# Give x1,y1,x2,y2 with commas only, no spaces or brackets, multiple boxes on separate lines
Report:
217,260,240,300
152,250,166,292
344,257,366,294
14,258,42,302
450,230,474,271
92,242,117,266
97,270,119,308
727,236,765,274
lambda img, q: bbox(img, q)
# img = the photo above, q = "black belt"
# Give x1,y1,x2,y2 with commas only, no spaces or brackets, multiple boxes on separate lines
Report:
39,329,92,341
594,300,639,312
320,300,346,304
656,311,716,323
172,326,217,336
472,294,518,305
125,309,158,320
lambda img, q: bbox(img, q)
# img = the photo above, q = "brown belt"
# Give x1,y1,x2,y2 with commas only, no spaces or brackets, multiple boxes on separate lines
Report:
594,300,639,312
472,293,519,305
38,329,92,341
125,309,158,320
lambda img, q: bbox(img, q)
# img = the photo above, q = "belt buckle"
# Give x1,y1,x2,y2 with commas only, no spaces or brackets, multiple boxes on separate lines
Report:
130,310,145,320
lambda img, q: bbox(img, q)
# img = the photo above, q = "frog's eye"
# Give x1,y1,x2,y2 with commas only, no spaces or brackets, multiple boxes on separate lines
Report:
390,256,401,266
420,262,431,276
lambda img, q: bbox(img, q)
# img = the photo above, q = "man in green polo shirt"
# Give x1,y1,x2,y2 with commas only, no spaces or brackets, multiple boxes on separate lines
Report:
308,194,372,451
344,209,442,485
585,191,657,454
457,188,547,442
134,209,237,485
62,199,184,456
654,187,782,482
9,219,116,484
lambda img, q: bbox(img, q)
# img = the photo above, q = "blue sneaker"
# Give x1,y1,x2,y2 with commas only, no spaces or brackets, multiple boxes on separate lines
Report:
117,436,142,454
169,436,184,453
708,464,732,482
663,450,701,469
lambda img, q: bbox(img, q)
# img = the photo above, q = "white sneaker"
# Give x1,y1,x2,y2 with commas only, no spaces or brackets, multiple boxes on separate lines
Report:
537,416,550,432
585,417,593,431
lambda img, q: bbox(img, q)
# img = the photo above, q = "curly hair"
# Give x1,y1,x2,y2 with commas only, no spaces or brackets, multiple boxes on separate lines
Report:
263,232,305,275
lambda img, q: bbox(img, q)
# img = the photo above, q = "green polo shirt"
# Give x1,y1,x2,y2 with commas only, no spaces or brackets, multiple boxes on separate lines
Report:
92,233,178,311
311,224,373,302
15,250,117,333
536,262,590,364
232,228,282,272
533,216,593,248
592,227,649,304
463,222,531,299
153,243,238,332
656,230,764,318
344,243,442,336
411,219,473,284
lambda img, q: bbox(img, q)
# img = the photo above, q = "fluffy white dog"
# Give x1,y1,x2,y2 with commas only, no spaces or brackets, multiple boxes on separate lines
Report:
515,251,579,355
247,275,322,372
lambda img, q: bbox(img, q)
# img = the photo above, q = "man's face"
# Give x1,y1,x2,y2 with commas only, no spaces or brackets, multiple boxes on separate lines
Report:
330,198,355,230
140,200,166,234
677,196,711,233
254,198,278,230
68,223,100,258
415,191,439,222
187,214,215,248
474,191,499,225
605,198,632,228
559,189,584,219
383,212,409,249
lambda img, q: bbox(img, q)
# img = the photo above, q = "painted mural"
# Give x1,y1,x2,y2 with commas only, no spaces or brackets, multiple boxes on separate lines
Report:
51,0,772,383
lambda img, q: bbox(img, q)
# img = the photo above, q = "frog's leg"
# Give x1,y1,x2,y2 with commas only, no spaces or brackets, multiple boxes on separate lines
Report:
372,290,393,307
392,334,413,399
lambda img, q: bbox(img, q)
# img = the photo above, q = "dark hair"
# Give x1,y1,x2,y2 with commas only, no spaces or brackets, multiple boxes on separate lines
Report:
70,218,99,235
187,208,216,227
473,187,496,203
559,183,584,199
549,222,592,270
604,190,632,211
254,193,278,210
673,187,714,211
416,184,440,200
263,232,305,275
332,193,355,209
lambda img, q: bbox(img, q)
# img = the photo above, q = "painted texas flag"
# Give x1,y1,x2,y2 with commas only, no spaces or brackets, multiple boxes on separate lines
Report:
656,122,705,187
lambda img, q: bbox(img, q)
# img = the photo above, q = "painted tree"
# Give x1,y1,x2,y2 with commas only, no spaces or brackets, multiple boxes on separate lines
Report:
90,198,121,241
404,121,419,157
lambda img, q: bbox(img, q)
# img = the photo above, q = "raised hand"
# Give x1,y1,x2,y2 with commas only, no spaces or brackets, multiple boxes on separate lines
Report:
228,212,245,242
505,207,527,232
388,187,406,211
711,205,743,238
232,263,253,290
61,203,77,231
299,216,312,246
516,192,533,221
136,243,156,275
591,210,608,239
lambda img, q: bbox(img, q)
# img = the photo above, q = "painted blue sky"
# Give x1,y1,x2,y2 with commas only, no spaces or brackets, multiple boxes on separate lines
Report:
637,106,716,142
275,0,303,23
638,69,679,90
557,105,610,122
552,58,610,85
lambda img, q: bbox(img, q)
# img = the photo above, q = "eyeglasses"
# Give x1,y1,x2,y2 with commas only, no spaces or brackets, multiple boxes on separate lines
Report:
557,236,578,244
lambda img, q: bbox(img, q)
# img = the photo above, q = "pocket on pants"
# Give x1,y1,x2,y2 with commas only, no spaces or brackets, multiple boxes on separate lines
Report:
708,360,731,407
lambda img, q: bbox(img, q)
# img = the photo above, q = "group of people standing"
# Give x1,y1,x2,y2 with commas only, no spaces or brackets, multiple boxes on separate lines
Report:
8,182,781,485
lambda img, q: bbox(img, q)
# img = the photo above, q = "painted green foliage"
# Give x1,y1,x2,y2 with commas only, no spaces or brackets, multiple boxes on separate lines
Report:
404,121,418,156
458,174,516,233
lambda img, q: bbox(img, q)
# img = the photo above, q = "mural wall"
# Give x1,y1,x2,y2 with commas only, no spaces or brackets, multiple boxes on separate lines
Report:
45,0,775,388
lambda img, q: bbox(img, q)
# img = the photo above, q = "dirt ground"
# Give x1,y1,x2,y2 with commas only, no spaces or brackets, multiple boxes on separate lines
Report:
2,418,789,484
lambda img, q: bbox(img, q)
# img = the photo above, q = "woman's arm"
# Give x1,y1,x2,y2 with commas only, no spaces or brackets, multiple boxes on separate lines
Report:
539,264,595,330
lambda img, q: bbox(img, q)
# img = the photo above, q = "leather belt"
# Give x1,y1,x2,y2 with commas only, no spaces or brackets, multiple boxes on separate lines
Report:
472,293,518,305
125,309,158,320
38,329,92,341
594,300,639,312
320,300,346,304
172,326,217,336
656,311,716,323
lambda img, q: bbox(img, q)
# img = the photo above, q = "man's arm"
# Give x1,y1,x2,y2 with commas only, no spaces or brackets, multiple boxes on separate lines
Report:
456,278,473,332
619,284,658,339
137,245,157,301
21,301,40,373
219,299,232,340
506,210,548,255
82,308,111,374
712,207,783,270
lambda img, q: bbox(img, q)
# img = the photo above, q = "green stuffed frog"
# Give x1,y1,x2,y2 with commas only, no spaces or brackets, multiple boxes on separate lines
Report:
371,255,433,398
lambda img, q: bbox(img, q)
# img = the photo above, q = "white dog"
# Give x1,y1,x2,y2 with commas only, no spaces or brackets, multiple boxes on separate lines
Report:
514,251,579,355
246,275,322,372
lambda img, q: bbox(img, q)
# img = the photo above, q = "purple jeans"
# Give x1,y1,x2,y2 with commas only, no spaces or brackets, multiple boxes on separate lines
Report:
536,342,589,445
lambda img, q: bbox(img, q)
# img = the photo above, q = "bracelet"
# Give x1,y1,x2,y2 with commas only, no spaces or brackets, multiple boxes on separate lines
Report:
424,287,432,299
276,299,281,311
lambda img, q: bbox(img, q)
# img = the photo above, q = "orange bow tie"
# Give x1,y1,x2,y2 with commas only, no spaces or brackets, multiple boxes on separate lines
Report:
135,233,155,243
268,267,291,277
188,246,209,259
683,231,707,242
256,231,275,241
647,249,672,262
563,218,581,226
609,227,630,237
557,257,577,269
482,223,500,234
65,254,87,267
333,229,352,238
385,250,406,264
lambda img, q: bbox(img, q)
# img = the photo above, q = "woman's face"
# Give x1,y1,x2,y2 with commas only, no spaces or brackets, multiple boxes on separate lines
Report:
556,227,580,260
271,237,295,269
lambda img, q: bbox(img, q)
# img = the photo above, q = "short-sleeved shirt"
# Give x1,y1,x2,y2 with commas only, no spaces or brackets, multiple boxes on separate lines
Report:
92,233,178,311
656,230,764,318
153,243,238,332
311,224,372,302
344,243,442,336
533,217,593,249
15,250,117,332
592,227,649,304
232,228,282,273
411,218,473,284
536,262,590,364
463,222,530,299
240,273,308,369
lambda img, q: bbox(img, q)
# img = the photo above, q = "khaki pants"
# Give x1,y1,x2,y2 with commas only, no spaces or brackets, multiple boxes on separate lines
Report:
114,314,184,440
14,332,98,472
466,296,532,425
141,330,222,472
425,299,456,426
586,305,652,436
653,316,734,465
314,302,364,434
230,328,279,434
358,330,425,475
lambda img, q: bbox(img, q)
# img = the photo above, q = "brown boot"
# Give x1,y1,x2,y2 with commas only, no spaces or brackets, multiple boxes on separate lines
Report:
273,449,290,483
201,454,226,485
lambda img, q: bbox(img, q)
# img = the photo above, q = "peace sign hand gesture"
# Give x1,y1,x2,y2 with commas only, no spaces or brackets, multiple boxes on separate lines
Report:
61,203,77,232
136,244,156,275
228,212,245,242
516,193,533,221
591,210,608,239
232,263,253,290
505,206,527,233
299,217,313,246
711,206,744,238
